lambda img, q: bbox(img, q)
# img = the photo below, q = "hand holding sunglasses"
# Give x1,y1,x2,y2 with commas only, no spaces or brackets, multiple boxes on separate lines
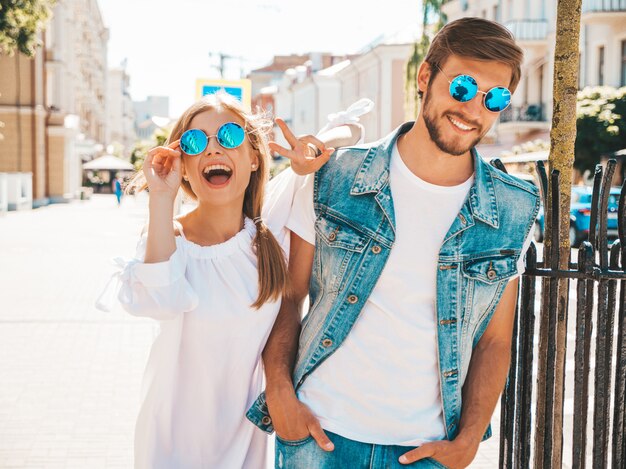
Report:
269,118,335,176
436,65,512,113
143,139,183,199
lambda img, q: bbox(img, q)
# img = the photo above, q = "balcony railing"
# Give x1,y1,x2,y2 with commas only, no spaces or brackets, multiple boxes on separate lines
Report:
500,104,546,123
504,20,549,41
583,0,626,12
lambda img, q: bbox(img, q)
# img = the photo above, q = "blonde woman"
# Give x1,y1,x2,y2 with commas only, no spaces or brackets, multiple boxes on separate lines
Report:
101,92,365,468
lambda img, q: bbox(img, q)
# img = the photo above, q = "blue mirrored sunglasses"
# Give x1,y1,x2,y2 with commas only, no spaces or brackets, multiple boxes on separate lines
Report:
436,65,512,113
180,122,246,155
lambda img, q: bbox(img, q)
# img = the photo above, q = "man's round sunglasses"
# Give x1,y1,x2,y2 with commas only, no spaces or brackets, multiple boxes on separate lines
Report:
436,65,512,113
180,122,246,155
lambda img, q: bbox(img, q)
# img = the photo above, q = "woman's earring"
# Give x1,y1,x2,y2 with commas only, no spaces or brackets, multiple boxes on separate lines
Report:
183,175,189,181
251,163,258,170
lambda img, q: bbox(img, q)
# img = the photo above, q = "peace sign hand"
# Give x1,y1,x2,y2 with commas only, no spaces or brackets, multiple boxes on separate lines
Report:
269,118,335,176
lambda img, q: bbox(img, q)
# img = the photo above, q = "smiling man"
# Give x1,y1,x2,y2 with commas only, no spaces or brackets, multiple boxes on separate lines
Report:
248,17,540,468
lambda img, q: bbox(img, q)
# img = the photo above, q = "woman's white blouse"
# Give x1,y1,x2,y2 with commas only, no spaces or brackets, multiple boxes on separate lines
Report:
112,169,304,469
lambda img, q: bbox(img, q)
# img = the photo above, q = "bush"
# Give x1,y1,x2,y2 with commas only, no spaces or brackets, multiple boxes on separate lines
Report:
575,86,626,173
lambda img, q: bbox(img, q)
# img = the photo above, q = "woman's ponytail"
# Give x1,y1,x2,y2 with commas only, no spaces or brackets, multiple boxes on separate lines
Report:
250,217,288,309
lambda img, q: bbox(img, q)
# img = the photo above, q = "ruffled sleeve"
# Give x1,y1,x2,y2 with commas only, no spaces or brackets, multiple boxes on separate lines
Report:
263,167,308,247
96,235,199,320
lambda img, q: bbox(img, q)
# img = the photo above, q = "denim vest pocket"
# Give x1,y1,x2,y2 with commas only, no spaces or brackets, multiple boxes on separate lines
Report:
461,254,518,339
462,254,517,284
314,215,370,295
315,215,369,252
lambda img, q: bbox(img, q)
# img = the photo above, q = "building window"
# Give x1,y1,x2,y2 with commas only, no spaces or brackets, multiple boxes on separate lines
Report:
621,40,626,86
493,5,499,21
598,46,605,86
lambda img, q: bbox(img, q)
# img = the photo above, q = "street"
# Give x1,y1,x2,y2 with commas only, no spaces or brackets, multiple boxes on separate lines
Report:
0,194,508,468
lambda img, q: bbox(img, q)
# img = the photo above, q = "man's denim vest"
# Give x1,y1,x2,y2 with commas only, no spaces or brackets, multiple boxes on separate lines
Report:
248,122,540,442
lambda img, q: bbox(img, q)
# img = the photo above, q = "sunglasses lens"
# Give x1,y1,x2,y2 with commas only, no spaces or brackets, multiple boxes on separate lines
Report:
484,87,512,112
180,129,207,155
449,75,478,103
217,122,245,149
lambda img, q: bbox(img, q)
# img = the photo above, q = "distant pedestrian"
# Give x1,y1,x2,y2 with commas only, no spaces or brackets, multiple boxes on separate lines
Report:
97,91,360,469
113,176,123,206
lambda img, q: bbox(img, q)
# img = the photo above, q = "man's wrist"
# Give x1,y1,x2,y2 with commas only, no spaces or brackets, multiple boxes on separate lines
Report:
265,377,297,403
454,428,483,449
266,378,295,395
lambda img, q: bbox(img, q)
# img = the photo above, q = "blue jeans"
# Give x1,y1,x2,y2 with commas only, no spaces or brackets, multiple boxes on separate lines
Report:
275,431,449,469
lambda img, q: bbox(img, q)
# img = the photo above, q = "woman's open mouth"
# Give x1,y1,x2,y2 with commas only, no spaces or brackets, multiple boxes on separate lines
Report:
202,164,233,186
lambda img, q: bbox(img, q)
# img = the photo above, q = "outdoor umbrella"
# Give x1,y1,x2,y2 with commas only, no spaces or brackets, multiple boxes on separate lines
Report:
82,154,135,171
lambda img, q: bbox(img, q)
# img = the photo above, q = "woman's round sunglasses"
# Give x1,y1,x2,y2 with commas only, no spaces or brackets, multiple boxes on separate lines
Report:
436,65,512,113
180,122,246,155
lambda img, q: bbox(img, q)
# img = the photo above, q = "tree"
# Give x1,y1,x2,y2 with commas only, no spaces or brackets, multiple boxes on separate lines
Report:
575,86,626,174
0,0,56,140
0,0,56,57
405,0,446,118
534,1,582,468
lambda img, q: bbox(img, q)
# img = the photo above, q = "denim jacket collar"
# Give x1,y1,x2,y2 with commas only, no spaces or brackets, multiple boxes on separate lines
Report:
349,123,408,196
350,122,499,229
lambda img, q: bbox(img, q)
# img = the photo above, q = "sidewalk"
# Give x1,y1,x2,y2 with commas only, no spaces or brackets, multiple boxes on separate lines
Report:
0,194,499,468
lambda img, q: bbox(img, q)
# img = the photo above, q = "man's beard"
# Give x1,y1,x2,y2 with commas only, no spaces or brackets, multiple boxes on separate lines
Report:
422,91,484,156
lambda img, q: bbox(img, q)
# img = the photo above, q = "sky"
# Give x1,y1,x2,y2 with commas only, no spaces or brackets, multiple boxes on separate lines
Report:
98,0,421,116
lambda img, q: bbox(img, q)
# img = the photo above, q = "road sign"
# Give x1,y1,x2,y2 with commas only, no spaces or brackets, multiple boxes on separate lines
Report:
195,79,252,108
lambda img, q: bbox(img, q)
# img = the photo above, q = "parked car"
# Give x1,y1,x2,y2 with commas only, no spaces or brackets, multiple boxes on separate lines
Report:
534,186,620,247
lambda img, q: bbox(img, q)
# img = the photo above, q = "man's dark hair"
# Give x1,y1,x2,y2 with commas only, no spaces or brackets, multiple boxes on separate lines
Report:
418,17,524,100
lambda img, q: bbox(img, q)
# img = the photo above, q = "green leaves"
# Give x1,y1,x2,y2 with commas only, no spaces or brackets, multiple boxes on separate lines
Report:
575,86,626,173
405,0,445,117
0,0,56,57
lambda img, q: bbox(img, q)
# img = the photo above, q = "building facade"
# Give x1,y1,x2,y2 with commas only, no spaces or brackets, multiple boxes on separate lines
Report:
0,0,109,206
261,27,419,147
107,66,136,153
334,42,414,141
248,53,349,119
133,96,170,141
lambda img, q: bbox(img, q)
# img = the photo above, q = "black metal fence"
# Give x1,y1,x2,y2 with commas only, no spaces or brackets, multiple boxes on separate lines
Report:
496,159,626,468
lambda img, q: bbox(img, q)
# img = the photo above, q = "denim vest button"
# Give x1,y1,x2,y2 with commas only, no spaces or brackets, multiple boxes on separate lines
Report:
347,295,358,304
261,416,272,425
322,338,333,347
372,245,382,254
487,269,497,280
329,232,337,241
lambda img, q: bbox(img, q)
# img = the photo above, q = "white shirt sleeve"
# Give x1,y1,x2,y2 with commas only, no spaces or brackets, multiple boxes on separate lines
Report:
116,235,199,320
285,173,316,246
515,226,535,277
262,167,308,248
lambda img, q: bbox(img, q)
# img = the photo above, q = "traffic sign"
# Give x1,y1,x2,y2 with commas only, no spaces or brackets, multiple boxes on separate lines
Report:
195,78,252,108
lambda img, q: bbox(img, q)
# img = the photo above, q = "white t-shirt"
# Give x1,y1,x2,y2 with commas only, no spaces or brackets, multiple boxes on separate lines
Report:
287,143,528,446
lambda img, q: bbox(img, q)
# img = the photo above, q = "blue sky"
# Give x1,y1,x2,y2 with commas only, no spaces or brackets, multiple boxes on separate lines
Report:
99,0,421,116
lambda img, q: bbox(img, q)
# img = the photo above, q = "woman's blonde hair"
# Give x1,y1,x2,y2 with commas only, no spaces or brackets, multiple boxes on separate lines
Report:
127,92,288,308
